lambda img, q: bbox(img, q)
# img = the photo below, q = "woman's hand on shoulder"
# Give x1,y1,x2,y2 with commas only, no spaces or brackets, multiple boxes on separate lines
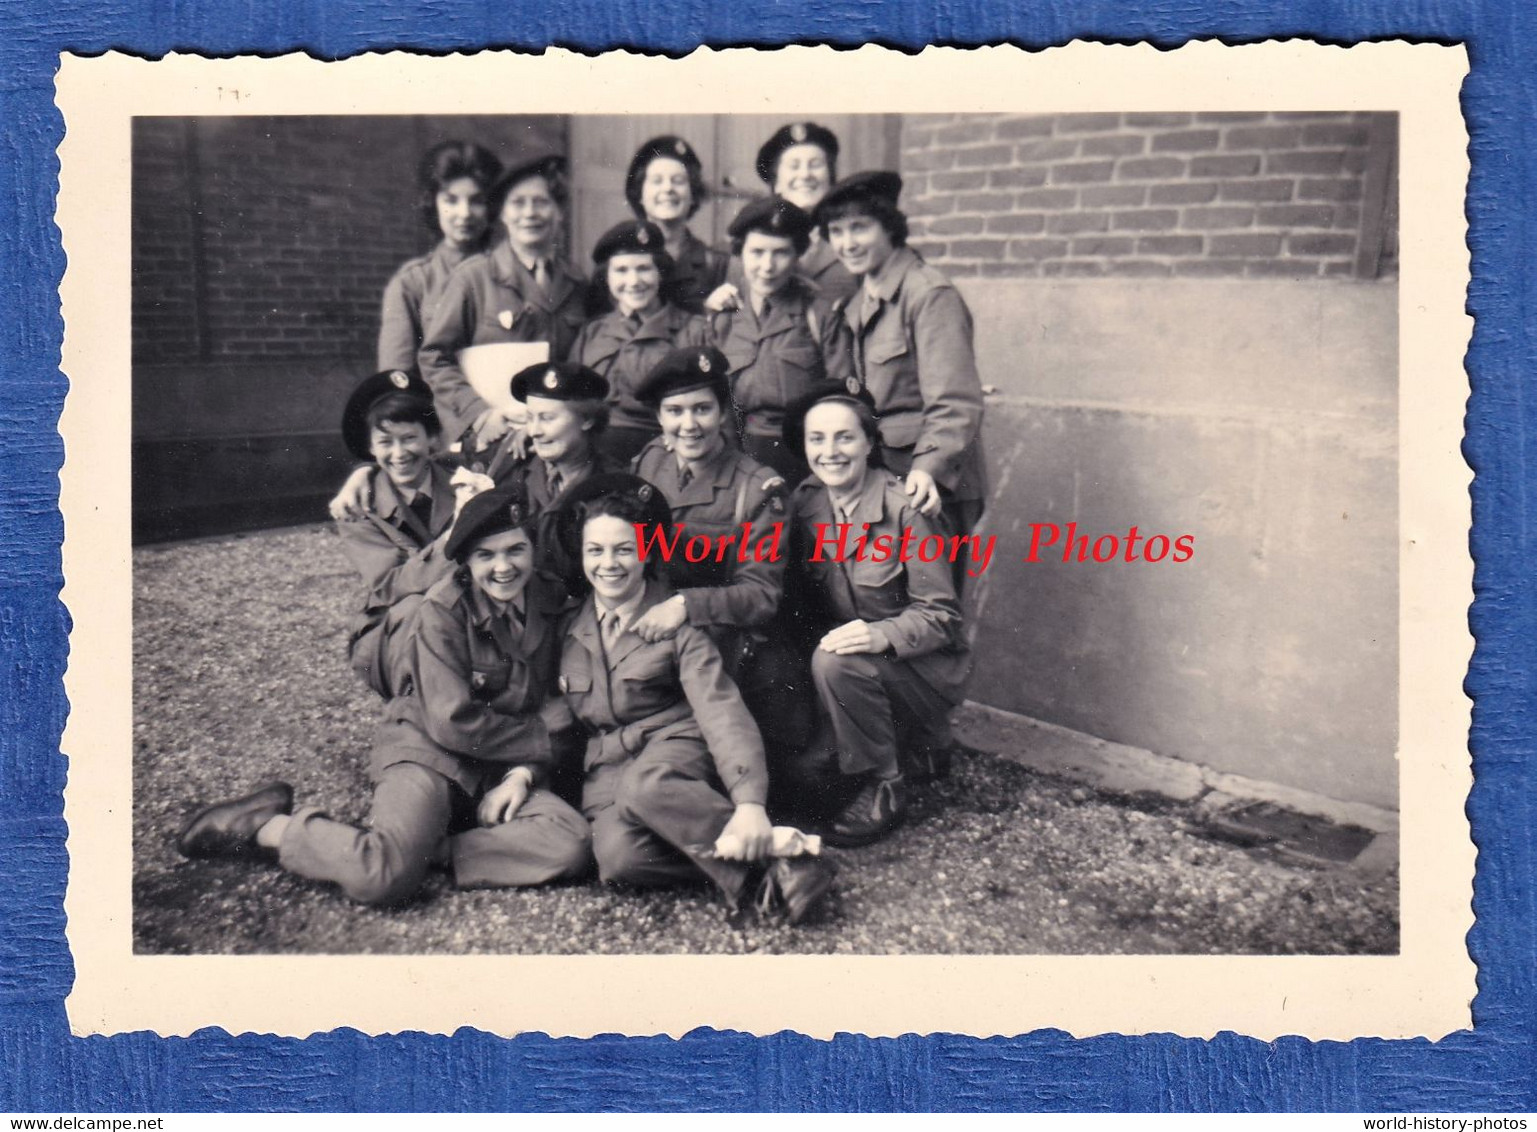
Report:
538,696,575,734
903,468,942,517
329,465,375,521
631,593,688,642
703,283,742,314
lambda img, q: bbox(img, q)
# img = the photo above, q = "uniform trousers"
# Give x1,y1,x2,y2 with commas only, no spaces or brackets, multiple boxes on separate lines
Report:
582,733,752,907
278,761,592,906
810,649,956,780
348,593,423,701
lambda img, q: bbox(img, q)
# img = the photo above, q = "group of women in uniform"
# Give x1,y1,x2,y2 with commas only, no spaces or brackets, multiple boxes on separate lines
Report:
173,122,989,931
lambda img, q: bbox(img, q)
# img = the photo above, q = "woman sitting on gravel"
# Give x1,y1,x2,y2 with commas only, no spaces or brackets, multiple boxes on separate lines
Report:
780,388,972,847
175,484,592,906
552,472,835,925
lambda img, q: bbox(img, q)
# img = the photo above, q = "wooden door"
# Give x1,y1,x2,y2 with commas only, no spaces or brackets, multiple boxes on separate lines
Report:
568,114,901,271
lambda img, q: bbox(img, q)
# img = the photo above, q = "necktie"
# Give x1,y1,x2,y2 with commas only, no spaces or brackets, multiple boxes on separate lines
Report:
547,465,563,498
628,312,643,332
533,258,551,294
860,288,880,328
677,465,693,490
601,609,623,656
407,492,433,531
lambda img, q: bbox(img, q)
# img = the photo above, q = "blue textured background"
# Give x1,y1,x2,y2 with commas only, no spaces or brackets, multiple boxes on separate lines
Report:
1,1,1531,1114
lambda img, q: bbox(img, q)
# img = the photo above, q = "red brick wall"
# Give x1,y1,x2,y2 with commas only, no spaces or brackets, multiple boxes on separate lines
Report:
132,115,566,367
900,112,1395,280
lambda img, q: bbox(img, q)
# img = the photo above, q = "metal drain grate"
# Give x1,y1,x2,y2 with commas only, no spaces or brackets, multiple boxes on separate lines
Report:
1198,801,1378,865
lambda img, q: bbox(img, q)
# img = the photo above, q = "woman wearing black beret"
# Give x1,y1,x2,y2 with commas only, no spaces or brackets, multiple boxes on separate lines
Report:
175,484,592,906
752,121,858,305
814,171,989,587
567,219,711,465
624,135,729,315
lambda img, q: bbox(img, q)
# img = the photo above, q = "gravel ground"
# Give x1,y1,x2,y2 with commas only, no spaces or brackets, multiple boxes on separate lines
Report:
132,525,1398,956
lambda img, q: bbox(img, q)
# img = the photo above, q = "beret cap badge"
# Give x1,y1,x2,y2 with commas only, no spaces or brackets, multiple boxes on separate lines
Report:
636,226,650,245
790,123,808,142
674,139,689,157
389,371,410,389
543,368,559,390
698,353,712,373
637,484,654,502
845,375,863,394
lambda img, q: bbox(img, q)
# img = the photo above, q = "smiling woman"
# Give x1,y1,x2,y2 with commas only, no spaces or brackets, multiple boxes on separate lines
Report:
376,140,504,373
567,220,711,464
174,483,593,907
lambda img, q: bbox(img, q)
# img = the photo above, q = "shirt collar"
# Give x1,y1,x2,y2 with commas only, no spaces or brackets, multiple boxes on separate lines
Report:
595,587,647,635
864,246,917,303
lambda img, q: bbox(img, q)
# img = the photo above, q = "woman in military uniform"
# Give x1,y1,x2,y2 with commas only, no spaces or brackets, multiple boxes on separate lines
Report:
752,121,858,306
567,220,711,466
176,485,593,906
419,154,588,447
814,171,989,588
624,135,728,315
333,369,459,699
551,474,834,925
782,389,972,847
628,346,812,760
377,140,503,373
702,196,849,483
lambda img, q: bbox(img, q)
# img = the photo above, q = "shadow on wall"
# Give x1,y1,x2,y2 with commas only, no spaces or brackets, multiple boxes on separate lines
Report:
962,276,1397,809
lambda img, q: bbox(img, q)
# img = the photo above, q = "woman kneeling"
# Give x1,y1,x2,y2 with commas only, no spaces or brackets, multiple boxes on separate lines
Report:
175,485,591,906
783,390,973,847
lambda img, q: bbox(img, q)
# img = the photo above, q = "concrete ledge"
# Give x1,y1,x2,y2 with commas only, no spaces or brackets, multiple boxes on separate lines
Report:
954,700,1398,838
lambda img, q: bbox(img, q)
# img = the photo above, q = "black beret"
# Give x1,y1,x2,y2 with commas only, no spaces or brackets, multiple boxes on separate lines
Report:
727,197,815,252
781,384,879,460
444,483,534,564
634,346,731,406
509,360,610,404
755,121,840,186
554,472,673,565
340,368,438,462
814,170,904,217
495,153,567,199
627,135,702,181
591,220,668,265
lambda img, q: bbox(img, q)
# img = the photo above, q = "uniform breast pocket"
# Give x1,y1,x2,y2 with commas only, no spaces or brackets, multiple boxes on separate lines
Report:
851,556,910,619
613,642,677,696
865,329,911,368
775,340,824,401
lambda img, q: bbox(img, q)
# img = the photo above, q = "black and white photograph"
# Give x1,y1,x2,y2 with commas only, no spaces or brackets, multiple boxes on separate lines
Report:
125,105,1402,957
55,44,1473,1040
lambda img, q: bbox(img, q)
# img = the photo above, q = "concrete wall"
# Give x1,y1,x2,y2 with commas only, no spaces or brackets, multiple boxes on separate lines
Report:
962,277,1397,809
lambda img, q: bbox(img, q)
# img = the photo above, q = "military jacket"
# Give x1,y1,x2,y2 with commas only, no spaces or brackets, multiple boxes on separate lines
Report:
789,469,972,705
837,246,988,503
557,579,769,806
631,439,787,631
377,239,482,372
336,463,458,602
419,240,588,436
711,275,848,438
666,227,731,315
567,304,711,431
374,574,565,795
